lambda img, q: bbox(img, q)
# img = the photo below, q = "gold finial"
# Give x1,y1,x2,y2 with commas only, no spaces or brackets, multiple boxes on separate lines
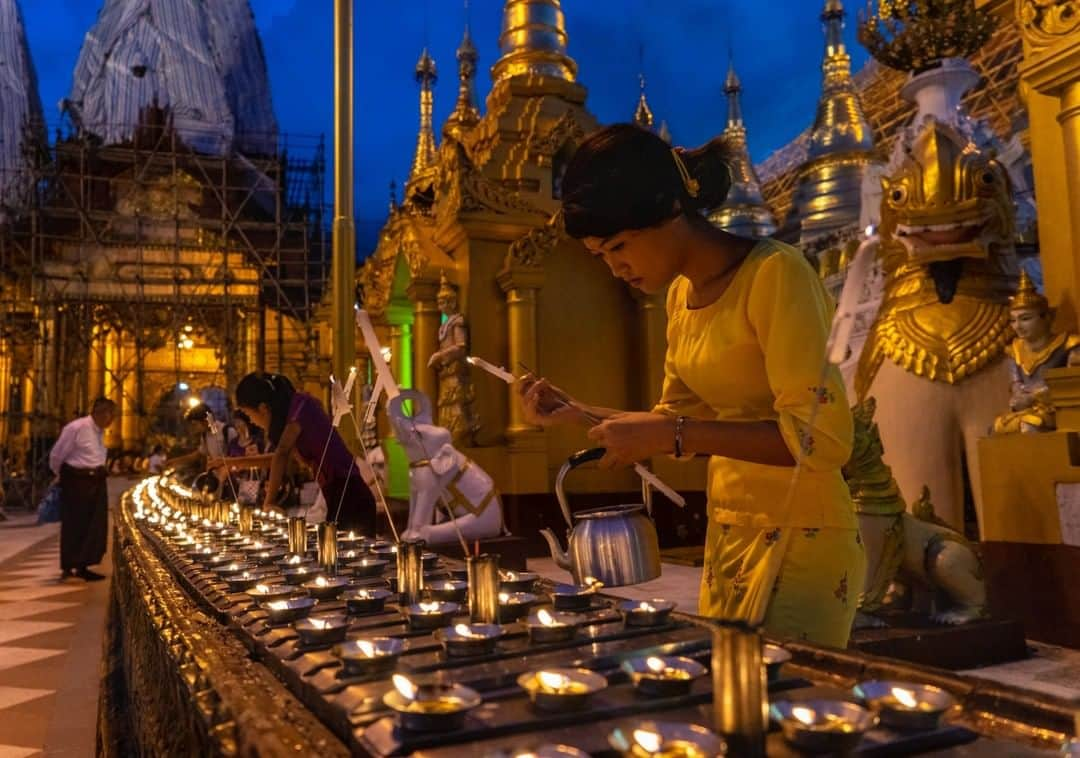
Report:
671,149,699,198
444,4,481,139
1009,269,1048,312
633,73,654,130
491,0,577,84
437,272,457,302
409,48,438,184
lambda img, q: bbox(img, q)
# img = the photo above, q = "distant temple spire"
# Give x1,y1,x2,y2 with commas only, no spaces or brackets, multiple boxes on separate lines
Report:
708,57,777,238
444,2,480,139
409,48,438,186
633,73,655,130
491,0,576,84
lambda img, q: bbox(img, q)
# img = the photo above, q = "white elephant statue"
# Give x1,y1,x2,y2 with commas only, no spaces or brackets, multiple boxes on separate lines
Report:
387,390,504,545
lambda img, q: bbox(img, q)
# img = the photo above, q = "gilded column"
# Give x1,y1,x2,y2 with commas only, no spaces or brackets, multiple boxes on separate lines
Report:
121,336,139,450
0,336,10,445
636,289,668,409
407,279,440,403
104,328,123,449
389,324,413,391
39,304,59,436
496,267,545,442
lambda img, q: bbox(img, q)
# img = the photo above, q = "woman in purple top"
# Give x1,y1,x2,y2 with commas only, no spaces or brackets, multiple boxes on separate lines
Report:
214,373,376,533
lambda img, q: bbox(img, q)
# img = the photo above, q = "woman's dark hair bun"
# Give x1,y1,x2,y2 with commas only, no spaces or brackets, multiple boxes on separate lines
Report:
560,124,736,240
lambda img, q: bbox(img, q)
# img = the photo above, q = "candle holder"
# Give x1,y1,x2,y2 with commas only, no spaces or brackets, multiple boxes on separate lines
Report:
525,608,583,644
335,637,407,678
337,530,367,552
853,680,956,731
500,570,539,593
343,587,394,616
397,540,426,606
201,552,243,569
303,575,351,600
771,700,877,754
238,504,255,535
518,668,607,713
246,583,299,605
287,516,307,554
212,561,256,579
383,676,482,733
317,522,339,576
426,580,468,603
283,565,324,585
434,622,503,657
372,544,399,564
621,655,707,698
404,601,460,630
264,596,317,625
764,643,792,683
485,746,589,758
293,614,350,646
250,547,287,566
608,720,726,758
467,553,501,624
498,591,538,623
549,583,598,612
275,553,312,570
618,598,676,627
224,570,265,593
348,557,389,578
421,551,440,571
711,620,767,758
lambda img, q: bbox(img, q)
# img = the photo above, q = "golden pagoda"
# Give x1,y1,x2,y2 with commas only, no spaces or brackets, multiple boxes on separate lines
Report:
708,60,778,238
790,0,878,246
408,48,439,192
358,0,702,526
633,74,655,131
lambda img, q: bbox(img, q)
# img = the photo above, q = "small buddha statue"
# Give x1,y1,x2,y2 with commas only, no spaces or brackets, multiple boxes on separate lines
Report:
993,270,1080,434
427,274,479,446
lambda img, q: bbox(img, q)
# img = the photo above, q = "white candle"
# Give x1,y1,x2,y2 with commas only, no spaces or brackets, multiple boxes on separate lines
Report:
466,355,517,384
355,308,401,400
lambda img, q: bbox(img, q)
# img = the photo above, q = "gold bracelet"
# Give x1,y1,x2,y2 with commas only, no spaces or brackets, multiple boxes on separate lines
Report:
674,416,688,457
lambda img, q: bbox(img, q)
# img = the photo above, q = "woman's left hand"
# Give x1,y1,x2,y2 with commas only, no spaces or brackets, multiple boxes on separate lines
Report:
587,412,675,468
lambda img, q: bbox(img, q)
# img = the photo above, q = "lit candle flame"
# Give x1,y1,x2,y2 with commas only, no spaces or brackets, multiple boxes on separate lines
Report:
892,687,918,709
267,600,289,611
646,656,667,674
392,673,418,701
637,601,657,612
348,530,356,539
344,550,356,559
296,567,307,575
632,729,662,754
255,583,270,594
454,623,484,639
228,563,239,571
792,706,817,725
537,671,570,693
537,609,557,627
315,576,328,587
499,592,510,603
309,618,330,630
253,541,263,549
240,572,252,580
418,602,441,613
289,555,302,565
358,640,376,657
354,590,372,599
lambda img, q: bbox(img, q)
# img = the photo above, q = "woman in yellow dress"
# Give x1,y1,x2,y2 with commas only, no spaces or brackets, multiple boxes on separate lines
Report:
519,124,864,647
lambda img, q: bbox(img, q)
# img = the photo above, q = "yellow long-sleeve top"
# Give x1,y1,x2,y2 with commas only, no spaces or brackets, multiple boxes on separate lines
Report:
654,239,857,530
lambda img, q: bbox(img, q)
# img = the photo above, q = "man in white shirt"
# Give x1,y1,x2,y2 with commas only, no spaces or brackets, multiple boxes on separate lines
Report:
49,397,117,581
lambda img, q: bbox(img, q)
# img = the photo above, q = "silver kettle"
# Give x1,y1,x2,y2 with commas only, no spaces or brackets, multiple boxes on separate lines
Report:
539,448,662,587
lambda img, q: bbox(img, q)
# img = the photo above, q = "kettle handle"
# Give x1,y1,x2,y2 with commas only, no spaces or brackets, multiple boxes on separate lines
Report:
554,447,606,529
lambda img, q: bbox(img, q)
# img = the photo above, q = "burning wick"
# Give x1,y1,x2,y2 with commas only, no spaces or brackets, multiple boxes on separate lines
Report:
537,671,573,694
314,576,328,587
358,640,376,657
537,609,561,627
454,623,485,639
393,673,418,702
309,618,332,630
791,705,856,733
633,729,663,754
347,530,356,539
227,563,239,571
254,583,270,594
466,355,517,384
644,656,690,681
288,555,302,565
418,602,441,614
888,686,934,711
498,592,510,603
267,600,289,611
637,601,657,613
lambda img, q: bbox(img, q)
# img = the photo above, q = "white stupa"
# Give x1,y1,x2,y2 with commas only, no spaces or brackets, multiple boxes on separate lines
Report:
65,0,278,156
0,0,45,217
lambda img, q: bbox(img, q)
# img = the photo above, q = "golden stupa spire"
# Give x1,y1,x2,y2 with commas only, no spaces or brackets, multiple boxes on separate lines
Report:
444,1,481,139
409,47,438,185
633,73,655,130
709,56,777,238
490,0,577,84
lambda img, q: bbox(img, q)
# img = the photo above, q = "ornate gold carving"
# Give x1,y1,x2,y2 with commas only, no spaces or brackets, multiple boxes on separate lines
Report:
856,117,1017,397
506,209,566,268
858,0,995,73
1018,0,1080,50
526,109,587,166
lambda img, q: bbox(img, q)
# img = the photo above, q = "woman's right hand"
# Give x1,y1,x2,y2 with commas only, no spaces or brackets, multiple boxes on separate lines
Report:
517,374,586,427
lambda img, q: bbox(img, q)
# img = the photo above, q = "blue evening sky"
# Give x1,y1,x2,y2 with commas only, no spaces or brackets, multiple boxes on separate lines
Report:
19,0,869,250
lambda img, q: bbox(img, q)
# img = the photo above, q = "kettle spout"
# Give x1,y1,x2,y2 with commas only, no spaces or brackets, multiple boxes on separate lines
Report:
539,528,571,571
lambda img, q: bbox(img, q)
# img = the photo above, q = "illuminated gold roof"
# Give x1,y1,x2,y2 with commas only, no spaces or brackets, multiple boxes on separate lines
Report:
633,74,654,130
709,60,777,238
490,0,577,84
409,48,438,188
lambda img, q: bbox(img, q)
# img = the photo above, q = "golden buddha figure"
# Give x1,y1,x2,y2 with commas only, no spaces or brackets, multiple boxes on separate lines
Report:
993,270,1080,434
427,274,479,446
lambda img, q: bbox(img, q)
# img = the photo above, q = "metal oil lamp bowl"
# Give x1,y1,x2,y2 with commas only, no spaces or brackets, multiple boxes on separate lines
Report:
853,680,956,731
449,566,470,582
608,720,727,758
371,544,399,564
283,565,324,585
621,655,706,698
201,551,244,569
224,570,265,593
487,746,591,758
276,553,314,570
246,583,299,605
421,551,440,570
500,570,540,593
771,700,877,754
404,601,461,630
293,614,350,646
384,675,482,733
212,561,255,579
343,587,394,615
263,595,317,625
498,591,538,622
518,668,608,713
335,637,407,678
549,582,598,612
764,643,792,683
302,574,351,600
337,530,367,551
426,579,468,603
433,623,503,657
618,598,676,627
250,548,287,566
525,608,583,644
348,557,389,578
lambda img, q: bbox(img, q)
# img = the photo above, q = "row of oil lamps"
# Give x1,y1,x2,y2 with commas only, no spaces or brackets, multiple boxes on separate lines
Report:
130,475,962,756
